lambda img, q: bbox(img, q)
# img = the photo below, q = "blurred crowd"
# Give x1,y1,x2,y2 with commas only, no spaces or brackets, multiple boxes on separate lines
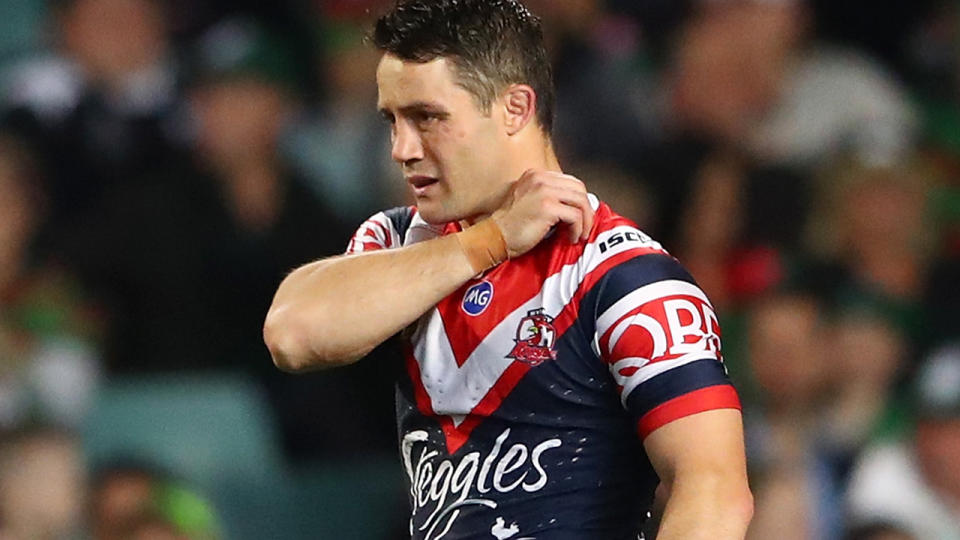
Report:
0,0,959,538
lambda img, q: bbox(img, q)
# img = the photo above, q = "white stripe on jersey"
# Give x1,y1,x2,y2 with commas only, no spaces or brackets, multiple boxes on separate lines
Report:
595,280,710,343
411,224,663,422
349,212,401,253
587,193,600,211
403,212,446,246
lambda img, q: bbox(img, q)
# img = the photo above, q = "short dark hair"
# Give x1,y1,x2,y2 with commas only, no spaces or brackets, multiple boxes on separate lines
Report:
373,0,555,135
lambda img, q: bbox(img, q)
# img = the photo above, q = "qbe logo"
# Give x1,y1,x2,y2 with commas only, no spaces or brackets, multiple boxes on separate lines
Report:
462,281,494,316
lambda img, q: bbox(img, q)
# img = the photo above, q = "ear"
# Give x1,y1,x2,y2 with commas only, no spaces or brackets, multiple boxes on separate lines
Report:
502,84,537,136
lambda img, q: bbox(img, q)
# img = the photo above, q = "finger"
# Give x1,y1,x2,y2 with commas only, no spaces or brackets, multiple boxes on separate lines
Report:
545,186,593,242
580,196,595,241
542,173,588,194
550,202,584,243
522,171,585,193
555,176,595,241
518,168,548,189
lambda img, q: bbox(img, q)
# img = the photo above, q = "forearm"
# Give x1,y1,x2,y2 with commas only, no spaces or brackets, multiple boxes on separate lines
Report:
655,472,753,540
264,233,477,371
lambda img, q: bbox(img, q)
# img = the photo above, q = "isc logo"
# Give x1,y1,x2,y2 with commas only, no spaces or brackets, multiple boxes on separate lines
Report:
462,281,494,316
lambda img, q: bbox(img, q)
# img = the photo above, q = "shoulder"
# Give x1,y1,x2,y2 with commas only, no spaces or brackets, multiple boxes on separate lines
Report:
572,199,695,296
579,198,668,262
346,206,448,254
529,196,697,304
346,206,414,254
563,199,714,342
380,206,418,237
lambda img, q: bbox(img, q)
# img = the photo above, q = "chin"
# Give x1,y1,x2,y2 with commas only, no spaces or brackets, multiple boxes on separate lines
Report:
415,201,461,225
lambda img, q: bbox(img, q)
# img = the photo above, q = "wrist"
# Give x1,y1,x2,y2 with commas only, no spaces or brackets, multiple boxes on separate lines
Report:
456,218,509,274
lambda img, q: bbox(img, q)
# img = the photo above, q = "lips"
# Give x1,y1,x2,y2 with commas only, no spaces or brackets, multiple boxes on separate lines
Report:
407,175,439,189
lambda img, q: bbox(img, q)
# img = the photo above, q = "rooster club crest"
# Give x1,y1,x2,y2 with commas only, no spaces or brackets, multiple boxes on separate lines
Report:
507,308,558,366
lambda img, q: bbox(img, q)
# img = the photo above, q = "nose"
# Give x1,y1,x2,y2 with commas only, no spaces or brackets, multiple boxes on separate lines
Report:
391,121,424,165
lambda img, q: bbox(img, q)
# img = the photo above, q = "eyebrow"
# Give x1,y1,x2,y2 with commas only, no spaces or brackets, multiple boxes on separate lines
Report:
378,101,449,118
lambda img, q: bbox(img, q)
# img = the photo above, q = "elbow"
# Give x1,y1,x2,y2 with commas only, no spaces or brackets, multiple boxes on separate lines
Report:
735,485,755,529
263,305,362,372
711,476,753,529
263,308,312,372
719,481,754,534
662,472,754,534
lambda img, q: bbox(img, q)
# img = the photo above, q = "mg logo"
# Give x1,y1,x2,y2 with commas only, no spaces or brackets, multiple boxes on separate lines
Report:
462,281,494,316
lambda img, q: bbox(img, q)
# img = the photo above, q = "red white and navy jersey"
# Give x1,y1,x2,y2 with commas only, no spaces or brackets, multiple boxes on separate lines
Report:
346,196,741,540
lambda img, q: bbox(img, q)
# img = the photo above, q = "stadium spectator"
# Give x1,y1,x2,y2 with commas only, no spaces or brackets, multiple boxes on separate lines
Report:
803,159,937,352
743,292,844,540
0,134,100,430
56,17,338,374
283,17,404,223
89,460,220,540
820,311,907,464
0,427,86,540
846,344,960,540
1,0,189,235
669,0,916,167
53,17,397,459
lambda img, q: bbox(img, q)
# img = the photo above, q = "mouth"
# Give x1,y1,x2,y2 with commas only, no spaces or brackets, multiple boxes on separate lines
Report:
407,175,440,195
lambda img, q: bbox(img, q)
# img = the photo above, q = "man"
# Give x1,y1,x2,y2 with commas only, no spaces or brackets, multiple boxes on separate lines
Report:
264,1,752,538
846,344,960,540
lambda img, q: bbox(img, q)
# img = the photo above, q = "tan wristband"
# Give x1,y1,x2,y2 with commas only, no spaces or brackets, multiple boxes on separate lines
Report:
456,219,509,274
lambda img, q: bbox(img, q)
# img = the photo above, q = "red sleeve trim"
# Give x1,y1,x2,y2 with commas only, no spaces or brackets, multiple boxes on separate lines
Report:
637,384,742,439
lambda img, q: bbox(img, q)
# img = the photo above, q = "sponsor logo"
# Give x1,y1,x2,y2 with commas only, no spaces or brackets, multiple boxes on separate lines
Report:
596,230,653,254
507,309,557,366
401,428,561,540
463,281,494,316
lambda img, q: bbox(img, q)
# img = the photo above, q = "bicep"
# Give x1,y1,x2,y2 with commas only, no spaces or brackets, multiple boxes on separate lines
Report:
643,408,748,485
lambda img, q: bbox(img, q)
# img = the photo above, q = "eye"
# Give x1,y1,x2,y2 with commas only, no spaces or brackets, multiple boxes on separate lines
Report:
414,109,450,128
414,112,440,126
379,111,396,125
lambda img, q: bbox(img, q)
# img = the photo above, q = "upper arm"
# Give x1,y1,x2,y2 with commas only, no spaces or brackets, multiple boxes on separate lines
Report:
643,408,748,485
582,232,752,534
643,409,753,539
590,251,742,439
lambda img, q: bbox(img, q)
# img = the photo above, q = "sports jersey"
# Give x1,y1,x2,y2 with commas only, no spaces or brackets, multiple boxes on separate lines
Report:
346,195,741,540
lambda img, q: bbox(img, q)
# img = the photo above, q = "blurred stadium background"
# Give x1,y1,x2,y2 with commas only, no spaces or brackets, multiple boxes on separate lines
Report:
1,0,959,539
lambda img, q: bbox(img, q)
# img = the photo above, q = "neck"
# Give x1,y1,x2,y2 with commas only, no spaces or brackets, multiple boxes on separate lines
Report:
463,141,561,227
542,143,562,172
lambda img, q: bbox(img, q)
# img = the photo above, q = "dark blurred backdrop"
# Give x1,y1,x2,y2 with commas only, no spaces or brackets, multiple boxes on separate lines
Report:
1,1,959,539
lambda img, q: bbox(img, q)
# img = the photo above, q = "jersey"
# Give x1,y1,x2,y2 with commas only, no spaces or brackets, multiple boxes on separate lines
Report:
346,196,741,540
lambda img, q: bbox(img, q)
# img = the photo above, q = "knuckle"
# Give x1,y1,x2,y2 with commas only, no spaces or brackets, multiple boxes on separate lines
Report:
522,169,543,184
562,173,585,185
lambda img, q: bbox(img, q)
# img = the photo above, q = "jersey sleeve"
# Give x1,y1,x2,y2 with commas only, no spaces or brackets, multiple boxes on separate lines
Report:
345,207,414,255
590,245,741,440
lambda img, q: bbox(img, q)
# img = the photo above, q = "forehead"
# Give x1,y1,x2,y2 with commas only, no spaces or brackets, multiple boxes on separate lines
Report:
376,54,470,110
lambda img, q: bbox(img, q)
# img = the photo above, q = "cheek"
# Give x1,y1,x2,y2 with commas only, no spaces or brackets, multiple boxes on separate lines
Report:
428,125,475,174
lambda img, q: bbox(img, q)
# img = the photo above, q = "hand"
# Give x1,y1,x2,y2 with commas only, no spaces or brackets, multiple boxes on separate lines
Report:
491,169,595,259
